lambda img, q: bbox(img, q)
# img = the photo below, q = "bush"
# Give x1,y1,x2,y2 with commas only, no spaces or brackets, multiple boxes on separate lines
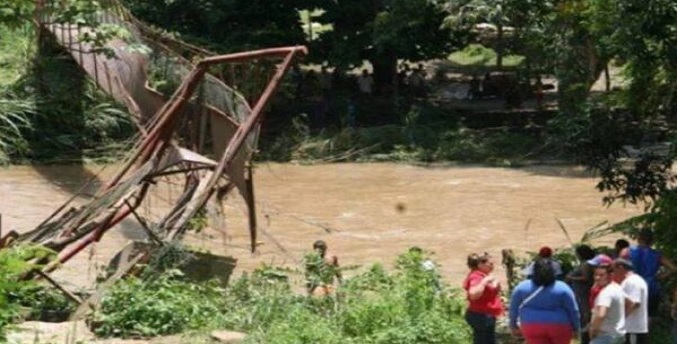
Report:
0,245,55,340
224,250,471,343
93,270,225,338
92,251,472,343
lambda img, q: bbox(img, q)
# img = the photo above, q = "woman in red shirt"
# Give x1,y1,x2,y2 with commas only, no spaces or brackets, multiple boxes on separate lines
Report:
463,252,504,344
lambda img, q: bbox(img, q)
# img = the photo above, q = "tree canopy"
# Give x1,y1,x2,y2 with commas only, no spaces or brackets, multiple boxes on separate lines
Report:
123,0,311,52
312,0,458,84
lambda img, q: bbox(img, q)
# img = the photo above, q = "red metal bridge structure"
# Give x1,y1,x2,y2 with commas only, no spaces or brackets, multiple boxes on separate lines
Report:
2,0,307,285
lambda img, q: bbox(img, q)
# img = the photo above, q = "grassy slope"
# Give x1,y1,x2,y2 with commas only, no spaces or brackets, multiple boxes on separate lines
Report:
0,26,34,89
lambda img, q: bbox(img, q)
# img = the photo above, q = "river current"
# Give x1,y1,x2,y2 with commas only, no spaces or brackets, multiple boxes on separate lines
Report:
0,163,641,288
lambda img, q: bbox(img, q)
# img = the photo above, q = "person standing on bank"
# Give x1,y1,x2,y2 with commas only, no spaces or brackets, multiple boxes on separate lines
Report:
612,258,648,344
463,252,504,344
566,244,597,344
589,263,626,344
621,228,676,324
510,258,580,344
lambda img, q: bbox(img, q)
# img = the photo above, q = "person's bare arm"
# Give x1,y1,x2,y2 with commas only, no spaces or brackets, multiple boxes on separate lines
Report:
468,275,495,300
332,255,342,283
589,306,608,338
625,297,638,316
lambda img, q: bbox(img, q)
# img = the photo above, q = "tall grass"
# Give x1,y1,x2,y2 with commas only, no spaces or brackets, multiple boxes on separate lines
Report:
0,89,35,164
0,25,35,89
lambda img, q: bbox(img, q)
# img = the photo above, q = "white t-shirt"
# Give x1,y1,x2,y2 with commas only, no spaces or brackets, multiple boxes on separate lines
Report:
621,273,648,333
595,283,626,337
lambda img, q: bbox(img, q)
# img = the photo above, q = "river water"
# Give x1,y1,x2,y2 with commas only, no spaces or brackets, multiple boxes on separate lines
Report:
1,163,641,288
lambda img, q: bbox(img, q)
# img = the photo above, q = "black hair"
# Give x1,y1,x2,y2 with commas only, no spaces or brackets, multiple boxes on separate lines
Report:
614,239,630,251
313,240,327,250
531,258,556,287
638,228,654,245
467,252,490,269
575,244,596,261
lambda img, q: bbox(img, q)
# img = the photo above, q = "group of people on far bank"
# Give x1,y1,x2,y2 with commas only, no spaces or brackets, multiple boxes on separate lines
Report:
463,228,677,344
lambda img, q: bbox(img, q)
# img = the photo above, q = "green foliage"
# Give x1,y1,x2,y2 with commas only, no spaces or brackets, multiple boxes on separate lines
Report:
50,0,136,58
10,35,136,163
304,251,338,291
0,0,34,29
141,242,195,279
93,250,472,342
0,245,55,339
334,250,469,344
0,26,35,87
10,284,75,320
313,0,457,85
546,104,674,206
186,209,209,233
650,191,677,260
447,44,524,69
123,0,308,52
93,270,225,338
0,88,34,164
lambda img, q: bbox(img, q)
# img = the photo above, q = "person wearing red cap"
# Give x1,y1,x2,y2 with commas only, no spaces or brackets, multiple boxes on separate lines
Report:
522,246,563,279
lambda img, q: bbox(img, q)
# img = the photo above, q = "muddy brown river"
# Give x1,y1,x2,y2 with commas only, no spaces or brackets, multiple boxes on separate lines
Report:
1,163,641,289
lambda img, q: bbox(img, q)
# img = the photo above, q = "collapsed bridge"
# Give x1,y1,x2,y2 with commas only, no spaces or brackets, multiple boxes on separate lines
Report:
1,0,307,306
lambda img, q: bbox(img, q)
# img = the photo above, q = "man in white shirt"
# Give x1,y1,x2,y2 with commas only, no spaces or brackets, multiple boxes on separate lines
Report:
613,258,648,344
589,264,626,344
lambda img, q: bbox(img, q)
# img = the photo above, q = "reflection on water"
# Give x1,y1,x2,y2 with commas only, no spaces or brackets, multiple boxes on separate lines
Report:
1,163,641,287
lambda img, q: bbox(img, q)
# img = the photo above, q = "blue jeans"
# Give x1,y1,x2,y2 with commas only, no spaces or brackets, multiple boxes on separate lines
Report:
591,334,623,344
465,310,497,344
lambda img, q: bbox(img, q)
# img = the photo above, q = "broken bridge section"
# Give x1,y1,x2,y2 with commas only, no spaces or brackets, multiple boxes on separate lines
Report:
4,0,307,282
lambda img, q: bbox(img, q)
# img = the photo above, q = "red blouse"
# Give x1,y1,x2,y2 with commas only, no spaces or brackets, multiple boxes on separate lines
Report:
463,269,504,317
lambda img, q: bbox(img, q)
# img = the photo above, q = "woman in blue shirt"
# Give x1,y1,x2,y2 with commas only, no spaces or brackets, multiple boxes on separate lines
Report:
510,258,581,344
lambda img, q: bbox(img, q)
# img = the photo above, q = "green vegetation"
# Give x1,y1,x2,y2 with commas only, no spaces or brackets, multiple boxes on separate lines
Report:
0,25,135,164
1,1,677,340
91,250,471,343
447,44,524,70
0,245,56,340
258,103,546,165
0,26,34,87
93,270,224,337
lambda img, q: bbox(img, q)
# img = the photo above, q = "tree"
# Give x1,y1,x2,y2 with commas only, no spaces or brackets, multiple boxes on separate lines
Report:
585,0,677,206
441,0,557,72
312,0,457,87
441,0,509,69
0,0,34,29
123,0,311,52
